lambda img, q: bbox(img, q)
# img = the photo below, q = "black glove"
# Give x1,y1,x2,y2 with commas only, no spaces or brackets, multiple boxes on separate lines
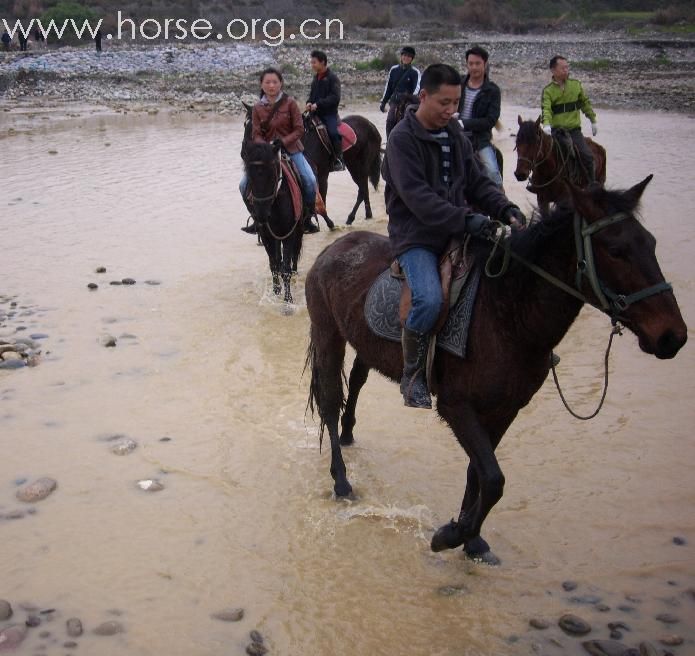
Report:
379,102,386,113
503,205,527,227
465,213,495,239
271,138,284,151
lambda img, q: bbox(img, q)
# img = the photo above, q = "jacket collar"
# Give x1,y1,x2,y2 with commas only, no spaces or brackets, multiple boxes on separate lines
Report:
404,105,464,143
462,73,491,91
260,91,284,105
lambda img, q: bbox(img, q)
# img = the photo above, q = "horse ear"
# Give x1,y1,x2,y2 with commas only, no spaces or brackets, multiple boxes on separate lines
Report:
568,183,601,220
242,101,251,113
518,115,523,127
622,174,653,209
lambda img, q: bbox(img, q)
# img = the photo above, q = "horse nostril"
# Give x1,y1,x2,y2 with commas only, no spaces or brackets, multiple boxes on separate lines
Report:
656,329,687,359
515,172,526,181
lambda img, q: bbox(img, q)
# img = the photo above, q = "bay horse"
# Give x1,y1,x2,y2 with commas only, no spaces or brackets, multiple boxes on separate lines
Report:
514,116,607,215
303,113,383,225
305,176,686,562
391,94,505,182
242,141,303,304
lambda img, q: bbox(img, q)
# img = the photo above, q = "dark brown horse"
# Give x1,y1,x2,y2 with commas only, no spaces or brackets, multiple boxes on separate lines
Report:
303,114,382,225
514,116,607,215
305,177,686,562
242,142,303,304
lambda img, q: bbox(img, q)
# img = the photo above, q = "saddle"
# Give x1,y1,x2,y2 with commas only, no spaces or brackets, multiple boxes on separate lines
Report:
307,115,357,154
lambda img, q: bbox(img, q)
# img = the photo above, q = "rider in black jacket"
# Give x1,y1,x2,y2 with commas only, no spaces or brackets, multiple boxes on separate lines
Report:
380,46,421,138
306,50,345,171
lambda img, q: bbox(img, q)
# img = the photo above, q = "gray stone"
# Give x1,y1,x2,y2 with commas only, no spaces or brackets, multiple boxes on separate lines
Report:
529,618,549,630
639,642,659,656
144,280,161,285
121,278,136,285
87,283,98,290
559,613,592,636
562,580,578,591
16,477,57,502
581,640,629,656
0,600,12,621
93,621,125,636
250,630,263,644
66,618,83,637
110,438,137,455
96,267,107,273
659,635,683,646
655,612,679,624
136,479,164,492
570,594,603,605
28,333,48,340
211,608,244,622
672,536,686,545
1,351,22,361
101,335,117,347
0,624,28,650
25,615,41,627
64,641,78,648
246,643,268,656
0,359,25,369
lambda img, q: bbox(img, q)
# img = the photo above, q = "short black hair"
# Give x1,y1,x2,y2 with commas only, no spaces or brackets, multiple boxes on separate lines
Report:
310,50,327,64
465,45,489,62
401,46,415,57
419,64,461,94
259,67,283,84
549,55,567,69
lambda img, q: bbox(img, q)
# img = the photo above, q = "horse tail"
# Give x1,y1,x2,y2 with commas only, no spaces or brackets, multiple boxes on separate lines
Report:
369,124,383,191
304,328,326,451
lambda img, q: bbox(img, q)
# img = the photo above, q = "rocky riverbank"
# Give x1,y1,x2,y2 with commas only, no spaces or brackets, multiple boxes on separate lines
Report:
1,27,694,129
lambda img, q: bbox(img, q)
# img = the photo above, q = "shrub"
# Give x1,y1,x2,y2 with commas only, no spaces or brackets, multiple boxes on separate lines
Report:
40,2,98,45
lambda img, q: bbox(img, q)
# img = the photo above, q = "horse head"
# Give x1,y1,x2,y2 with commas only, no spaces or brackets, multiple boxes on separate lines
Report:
514,115,545,181
242,141,282,222
569,176,687,359
240,101,253,159
393,93,419,128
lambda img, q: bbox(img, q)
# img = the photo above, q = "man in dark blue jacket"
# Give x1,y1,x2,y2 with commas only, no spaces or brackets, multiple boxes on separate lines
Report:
306,50,345,171
380,46,421,137
457,46,502,186
382,63,526,409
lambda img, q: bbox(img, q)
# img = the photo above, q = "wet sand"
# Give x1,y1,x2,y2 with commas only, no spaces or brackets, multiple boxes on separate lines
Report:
1,105,694,655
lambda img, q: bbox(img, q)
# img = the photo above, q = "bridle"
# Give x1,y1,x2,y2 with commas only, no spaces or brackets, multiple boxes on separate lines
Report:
245,150,283,205
516,127,570,189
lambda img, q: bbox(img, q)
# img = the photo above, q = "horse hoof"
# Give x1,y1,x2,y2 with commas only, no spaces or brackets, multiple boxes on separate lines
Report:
365,214,373,220
430,519,463,552
339,433,354,446
334,479,353,498
464,536,500,565
464,549,501,566
345,216,355,226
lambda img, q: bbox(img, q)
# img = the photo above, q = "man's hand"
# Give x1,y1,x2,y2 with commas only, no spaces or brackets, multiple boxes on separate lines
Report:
379,102,386,113
465,213,495,239
542,124,552,136
271,138,284,151
307,103,318,112
591,122,598,137
503,205,527,229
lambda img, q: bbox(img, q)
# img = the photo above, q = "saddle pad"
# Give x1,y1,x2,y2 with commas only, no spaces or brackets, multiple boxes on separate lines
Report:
364,265,481,359
281,159,303,222
338,122,357,152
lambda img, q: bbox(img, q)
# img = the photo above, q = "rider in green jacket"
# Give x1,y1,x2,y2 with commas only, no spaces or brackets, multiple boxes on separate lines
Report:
541,56,598,185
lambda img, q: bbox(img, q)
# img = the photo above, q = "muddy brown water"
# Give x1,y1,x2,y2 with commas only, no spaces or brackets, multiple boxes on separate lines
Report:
1,106,694,656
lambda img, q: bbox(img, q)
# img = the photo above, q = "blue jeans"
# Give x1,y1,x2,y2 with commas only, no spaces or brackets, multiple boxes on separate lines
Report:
398,248,442,334
320,112,342,147
239,152,316,206
477,144,503,187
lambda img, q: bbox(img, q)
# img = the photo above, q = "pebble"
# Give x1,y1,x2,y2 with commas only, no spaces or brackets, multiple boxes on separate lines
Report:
0,600,12,621
159,436,172,442
595,604,611,612
0,359,25,370
607,622,630,632
581,640,628,656
529,618,549,630
101,335,117,347
639,642,659,656
617,605,636,613
659,635,683,646
66,618,83,637
250,630,264,644
609,630,622,640
559,613,592,636
655,612,679,624
121,278,136,285
3,510,25,519
570,594,603,605
437,585,468,597
109,281,122,285
211,608,244,622
38,631,50,638
562,580,578,591
28,333,48,340
0,624,28,650
136,479,164,492
87,283,98,290
672,536,686,545
25,615,41,627
93,620,125,636
16,477,57,502
96,267,107,273
246,643,268,656
63,641,78,648
110,438,138,455
144,280,161,285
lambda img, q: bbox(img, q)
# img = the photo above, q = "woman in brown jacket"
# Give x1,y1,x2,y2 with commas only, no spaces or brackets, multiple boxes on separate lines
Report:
240,67,318,233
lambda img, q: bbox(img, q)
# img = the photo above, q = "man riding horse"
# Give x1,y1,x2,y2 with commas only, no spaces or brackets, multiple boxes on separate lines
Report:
382,63,526,409
542,55,599,186
306,50,345,172
380,45,421,138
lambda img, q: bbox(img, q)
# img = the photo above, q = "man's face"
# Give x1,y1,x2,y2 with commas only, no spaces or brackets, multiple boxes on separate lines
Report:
552,58,570,82
400,54,414,66
466,54,486,80
418,84,461,128
310,57,325,74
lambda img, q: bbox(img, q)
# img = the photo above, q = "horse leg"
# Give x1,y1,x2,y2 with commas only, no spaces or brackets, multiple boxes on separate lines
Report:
431,402,505,558
308,323,352,497
281,241,294,305
339,356,369,445
363,181,373,219
346,186,364,225
260,232,282,295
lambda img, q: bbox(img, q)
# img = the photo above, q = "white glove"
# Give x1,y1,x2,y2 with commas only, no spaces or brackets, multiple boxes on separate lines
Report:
591,123,598,137
542,124,552,136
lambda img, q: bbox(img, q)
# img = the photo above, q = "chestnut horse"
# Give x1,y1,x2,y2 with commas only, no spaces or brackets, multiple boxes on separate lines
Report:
514,116,607,215
305,177,686,563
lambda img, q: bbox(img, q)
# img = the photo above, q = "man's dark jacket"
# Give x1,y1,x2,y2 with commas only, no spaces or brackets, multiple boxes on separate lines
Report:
457,75,501,151
381,64,420,105
307,69,341,117
382,106,513,259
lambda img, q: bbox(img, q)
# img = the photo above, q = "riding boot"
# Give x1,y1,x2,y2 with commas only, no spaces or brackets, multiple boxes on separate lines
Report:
241,198,257,234
302,201,319,234
331,139,346,172
400,327,432,409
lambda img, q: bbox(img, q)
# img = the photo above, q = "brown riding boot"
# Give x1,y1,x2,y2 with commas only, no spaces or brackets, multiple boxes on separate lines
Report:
400,328,432,409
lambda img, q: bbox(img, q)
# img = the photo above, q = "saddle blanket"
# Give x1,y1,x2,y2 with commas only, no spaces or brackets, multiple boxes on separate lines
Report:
338,122,357,152
364,265,481,359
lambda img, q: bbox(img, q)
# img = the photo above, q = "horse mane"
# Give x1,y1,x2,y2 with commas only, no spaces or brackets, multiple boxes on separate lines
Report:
243,142,277,171
516,120,540,145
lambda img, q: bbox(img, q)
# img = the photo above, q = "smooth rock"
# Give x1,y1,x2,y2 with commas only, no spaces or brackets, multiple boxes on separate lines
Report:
64,641,78,648
109,281,122,285
250,630,263,644
93,620,125,636
16,477,57,502
672,536,686,545
25,615,41,627
659,635,683,646
101,335,117,347
136,479,164,492
144,280,161,285
559,613,592,636
562,580,578,591
571,594,603,605
28,334,48,340
66,618,83,637
529,618,549,630
110,438,137,455
246,643,268,656
96,267,107,273
121,278,136,285
4,510,25,519
609,630,622,640
639,642,659,656
608,622,630,632
437,585,468,596
87,283,98,290
0,600,12,621
655,612,679,624
0,624,28,651
211,608,244,622
0,359,25,370
1,352,22,361
581,640,629,656
596,604,611,612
